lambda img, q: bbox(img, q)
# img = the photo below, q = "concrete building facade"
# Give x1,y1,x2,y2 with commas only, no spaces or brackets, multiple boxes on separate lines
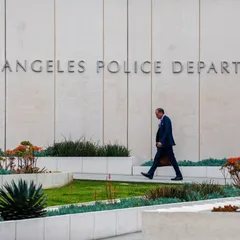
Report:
0,0,239,163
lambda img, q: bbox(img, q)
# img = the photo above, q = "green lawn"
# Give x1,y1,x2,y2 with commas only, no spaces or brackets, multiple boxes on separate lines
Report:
44,180,180,207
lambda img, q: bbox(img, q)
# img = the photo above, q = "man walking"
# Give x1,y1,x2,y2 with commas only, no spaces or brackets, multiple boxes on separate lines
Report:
141,108,183,181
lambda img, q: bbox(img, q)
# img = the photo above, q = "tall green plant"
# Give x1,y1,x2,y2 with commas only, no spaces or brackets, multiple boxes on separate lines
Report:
0,179,47,221
145,186,186,200
45,138,130,157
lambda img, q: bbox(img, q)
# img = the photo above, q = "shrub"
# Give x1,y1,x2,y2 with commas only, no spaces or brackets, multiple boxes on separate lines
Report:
221,184,240,196
0,179,47,221
183,181,224,198
145,181,227,202
46,139,98,156
220,157,240,188
145,186,187,201
44,138,130,157
97,143,130,157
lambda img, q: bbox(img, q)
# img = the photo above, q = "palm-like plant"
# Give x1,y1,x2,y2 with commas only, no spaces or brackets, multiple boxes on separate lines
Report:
0,179,47,221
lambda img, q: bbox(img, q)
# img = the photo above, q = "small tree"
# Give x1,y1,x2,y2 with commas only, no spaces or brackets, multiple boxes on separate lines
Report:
3,141,46,173
220,157,240,188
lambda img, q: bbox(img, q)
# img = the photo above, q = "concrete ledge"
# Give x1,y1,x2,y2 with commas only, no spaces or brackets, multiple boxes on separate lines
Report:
0,206,141,240
142,204,240,240
0,172,73,190
142,211,240,240
0,197,239,240
37,157,134,175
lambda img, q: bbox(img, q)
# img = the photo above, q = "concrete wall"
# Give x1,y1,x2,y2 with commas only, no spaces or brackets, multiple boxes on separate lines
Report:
0,0,239,163
0,172,73,189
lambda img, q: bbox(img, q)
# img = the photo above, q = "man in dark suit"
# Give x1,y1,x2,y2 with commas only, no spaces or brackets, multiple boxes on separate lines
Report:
141,108,183,181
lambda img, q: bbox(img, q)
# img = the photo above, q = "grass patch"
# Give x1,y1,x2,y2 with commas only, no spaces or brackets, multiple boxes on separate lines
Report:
47,183,240,217
44,180,179,207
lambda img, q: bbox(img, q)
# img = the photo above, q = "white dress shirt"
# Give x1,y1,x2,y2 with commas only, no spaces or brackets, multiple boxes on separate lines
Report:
158,114,165,128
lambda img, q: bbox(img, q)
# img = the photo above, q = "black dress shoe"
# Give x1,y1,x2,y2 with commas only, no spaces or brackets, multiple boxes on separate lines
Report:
141,172,153,179
171,176,183,181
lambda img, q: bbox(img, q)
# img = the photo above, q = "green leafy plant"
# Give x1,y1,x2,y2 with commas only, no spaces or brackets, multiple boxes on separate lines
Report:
44,137,130,157
47,197,183,217
98,143,130,157
145,186,186,201
0,179,47,221
0,168,12,175
183,180,224,198
145,181,225,202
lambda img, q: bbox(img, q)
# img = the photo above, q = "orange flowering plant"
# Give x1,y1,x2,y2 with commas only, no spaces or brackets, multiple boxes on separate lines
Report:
220,157,240,188
3,141,47,174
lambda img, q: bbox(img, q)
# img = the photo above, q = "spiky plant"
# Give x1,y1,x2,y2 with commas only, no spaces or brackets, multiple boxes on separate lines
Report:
0,179,47,221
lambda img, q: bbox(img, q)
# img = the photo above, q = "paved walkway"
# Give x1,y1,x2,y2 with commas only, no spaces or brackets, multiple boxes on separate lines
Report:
74,173,227,184
101,232,142,240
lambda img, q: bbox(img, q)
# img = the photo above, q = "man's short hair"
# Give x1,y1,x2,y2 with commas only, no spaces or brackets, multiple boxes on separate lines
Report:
156,108,164,114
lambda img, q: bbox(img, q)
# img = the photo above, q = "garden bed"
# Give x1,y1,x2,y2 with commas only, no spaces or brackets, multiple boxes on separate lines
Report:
0,139,134,176
1,175,240,240
1,197,240,240
0,172,73,189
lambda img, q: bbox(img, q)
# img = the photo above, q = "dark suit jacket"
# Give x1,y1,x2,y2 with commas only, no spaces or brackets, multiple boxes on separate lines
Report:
156,115,176,148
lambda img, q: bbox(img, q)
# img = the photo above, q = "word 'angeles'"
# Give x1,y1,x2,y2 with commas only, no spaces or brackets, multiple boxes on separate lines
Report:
1,60,240,74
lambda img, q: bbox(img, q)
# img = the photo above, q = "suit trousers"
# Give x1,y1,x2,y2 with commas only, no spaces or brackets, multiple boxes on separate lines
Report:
148,146,182,177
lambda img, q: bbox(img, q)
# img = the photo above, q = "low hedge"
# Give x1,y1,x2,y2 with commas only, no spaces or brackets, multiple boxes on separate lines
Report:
36,139,130,157
141,158,228,167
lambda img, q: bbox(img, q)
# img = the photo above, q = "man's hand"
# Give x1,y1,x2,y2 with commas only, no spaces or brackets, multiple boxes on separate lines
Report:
156,142,162,148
